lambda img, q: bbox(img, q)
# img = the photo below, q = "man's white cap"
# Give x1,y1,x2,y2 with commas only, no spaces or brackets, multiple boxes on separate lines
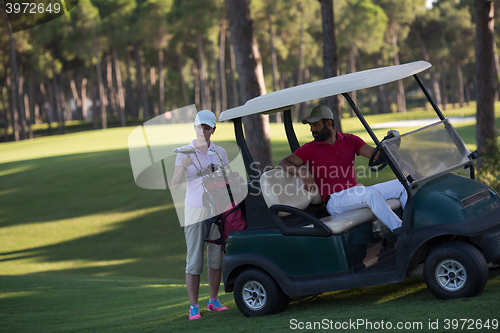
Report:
194,110,216,128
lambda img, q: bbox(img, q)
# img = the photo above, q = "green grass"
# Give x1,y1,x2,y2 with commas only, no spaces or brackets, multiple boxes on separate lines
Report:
1,105,500,332
1,273,499,332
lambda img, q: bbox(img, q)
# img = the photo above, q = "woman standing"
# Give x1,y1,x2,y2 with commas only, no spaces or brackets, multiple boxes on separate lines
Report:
171,110,229,320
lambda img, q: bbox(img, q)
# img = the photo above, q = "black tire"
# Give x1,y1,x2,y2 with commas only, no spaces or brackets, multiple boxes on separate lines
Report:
234,268,289,317
424,242,488,300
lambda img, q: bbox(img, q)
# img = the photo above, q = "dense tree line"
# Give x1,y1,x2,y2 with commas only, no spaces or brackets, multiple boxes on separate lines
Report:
0,0,498,144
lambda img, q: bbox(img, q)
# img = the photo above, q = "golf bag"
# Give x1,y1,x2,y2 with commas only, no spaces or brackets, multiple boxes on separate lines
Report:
201,165,246,253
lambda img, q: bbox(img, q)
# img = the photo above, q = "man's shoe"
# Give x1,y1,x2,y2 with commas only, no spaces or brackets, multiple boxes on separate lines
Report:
189,304,201,320
207,298,228,311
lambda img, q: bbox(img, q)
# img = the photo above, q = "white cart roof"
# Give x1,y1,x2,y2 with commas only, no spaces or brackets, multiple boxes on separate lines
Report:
219,61,431,121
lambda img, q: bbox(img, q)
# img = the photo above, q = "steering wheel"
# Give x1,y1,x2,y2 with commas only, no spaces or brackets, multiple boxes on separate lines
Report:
369,145,387,172
368,130,401,172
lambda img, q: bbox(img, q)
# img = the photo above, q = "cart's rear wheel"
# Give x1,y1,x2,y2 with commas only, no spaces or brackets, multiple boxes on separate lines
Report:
234,269,289,317
424,242,488,299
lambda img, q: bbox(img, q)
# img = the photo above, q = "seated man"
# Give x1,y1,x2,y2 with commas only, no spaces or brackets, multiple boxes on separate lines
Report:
277,105,407,233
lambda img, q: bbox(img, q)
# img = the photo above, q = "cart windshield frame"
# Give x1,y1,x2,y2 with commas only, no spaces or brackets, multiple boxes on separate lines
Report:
381,119,472,187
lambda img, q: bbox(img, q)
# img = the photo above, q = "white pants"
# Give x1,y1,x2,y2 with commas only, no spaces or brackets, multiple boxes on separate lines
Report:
326,179,407,231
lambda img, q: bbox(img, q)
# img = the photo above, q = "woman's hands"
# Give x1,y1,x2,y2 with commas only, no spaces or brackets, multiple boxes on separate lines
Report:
181,157,194,169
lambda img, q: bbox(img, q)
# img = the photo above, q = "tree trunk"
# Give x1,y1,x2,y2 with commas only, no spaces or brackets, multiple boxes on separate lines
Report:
429,70,442,109
34,84,41,125
197,34,211,110
18,74,27,140
219,17,228,113
465,75,472,104
2,83,10,142
6,17,22,140
70,78,82,119
494,42,500,101
356,50,376,114
280,72,287,90
412,27,443,108
106,55,116,119
348,44,357,117
51,70,64,135
298,66,311,121
213,43,221,118
297,13,305,88
229,42,239,107
58,76,68,131
125,50,137,118
158,43,165,117
178,58,193,124
149,66,159,117
293,13,306,123
81,78,88,120
134,43,149,121
7,74,19,141
28,74,35,129
390,25,406,113
149,67,156,117
440,59,448,109
267,13,281,123
92,28,107,129
33,86,40,126
193,65,201,108
268,14,280,94
23,75,32,138
319,0,342,131
372,54,387,114
38,83,48,126
454,61,465,107
177,56,190,109
112,48,125,126
91,82,98,130
17,73,27,138
42,82,53,135
226,0,272,171
474,0,497,155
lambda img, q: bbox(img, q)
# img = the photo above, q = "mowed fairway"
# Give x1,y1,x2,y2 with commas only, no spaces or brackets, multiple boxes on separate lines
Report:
1,106,500,332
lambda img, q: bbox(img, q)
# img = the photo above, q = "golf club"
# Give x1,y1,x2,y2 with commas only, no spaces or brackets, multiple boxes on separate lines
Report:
208,148,225,166
173,146,201,171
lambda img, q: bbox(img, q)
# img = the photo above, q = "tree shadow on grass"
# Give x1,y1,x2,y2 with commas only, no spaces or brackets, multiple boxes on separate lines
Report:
0,149,171,228
0,149,194,279
0,274,194,332
0,140,245,229
0,203,188,279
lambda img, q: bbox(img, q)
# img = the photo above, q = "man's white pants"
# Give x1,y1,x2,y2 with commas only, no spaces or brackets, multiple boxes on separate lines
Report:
325,179,407,232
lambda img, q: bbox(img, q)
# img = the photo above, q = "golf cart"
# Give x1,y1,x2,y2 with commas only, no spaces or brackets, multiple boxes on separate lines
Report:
217,61,500,317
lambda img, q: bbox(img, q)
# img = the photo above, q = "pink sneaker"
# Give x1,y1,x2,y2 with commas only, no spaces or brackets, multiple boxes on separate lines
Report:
189,304,201,320
207,298,228,311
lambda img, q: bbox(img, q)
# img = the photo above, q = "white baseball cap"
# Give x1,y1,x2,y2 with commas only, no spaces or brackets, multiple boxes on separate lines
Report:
194,110,216,128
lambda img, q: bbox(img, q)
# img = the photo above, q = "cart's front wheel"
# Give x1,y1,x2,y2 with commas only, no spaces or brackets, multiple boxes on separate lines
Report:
234,269,289,317
424,242,488,299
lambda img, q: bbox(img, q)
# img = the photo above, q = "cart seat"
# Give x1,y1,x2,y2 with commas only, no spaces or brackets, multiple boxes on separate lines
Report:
309,199,401,233
260,169,323,217
260,169,401,233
